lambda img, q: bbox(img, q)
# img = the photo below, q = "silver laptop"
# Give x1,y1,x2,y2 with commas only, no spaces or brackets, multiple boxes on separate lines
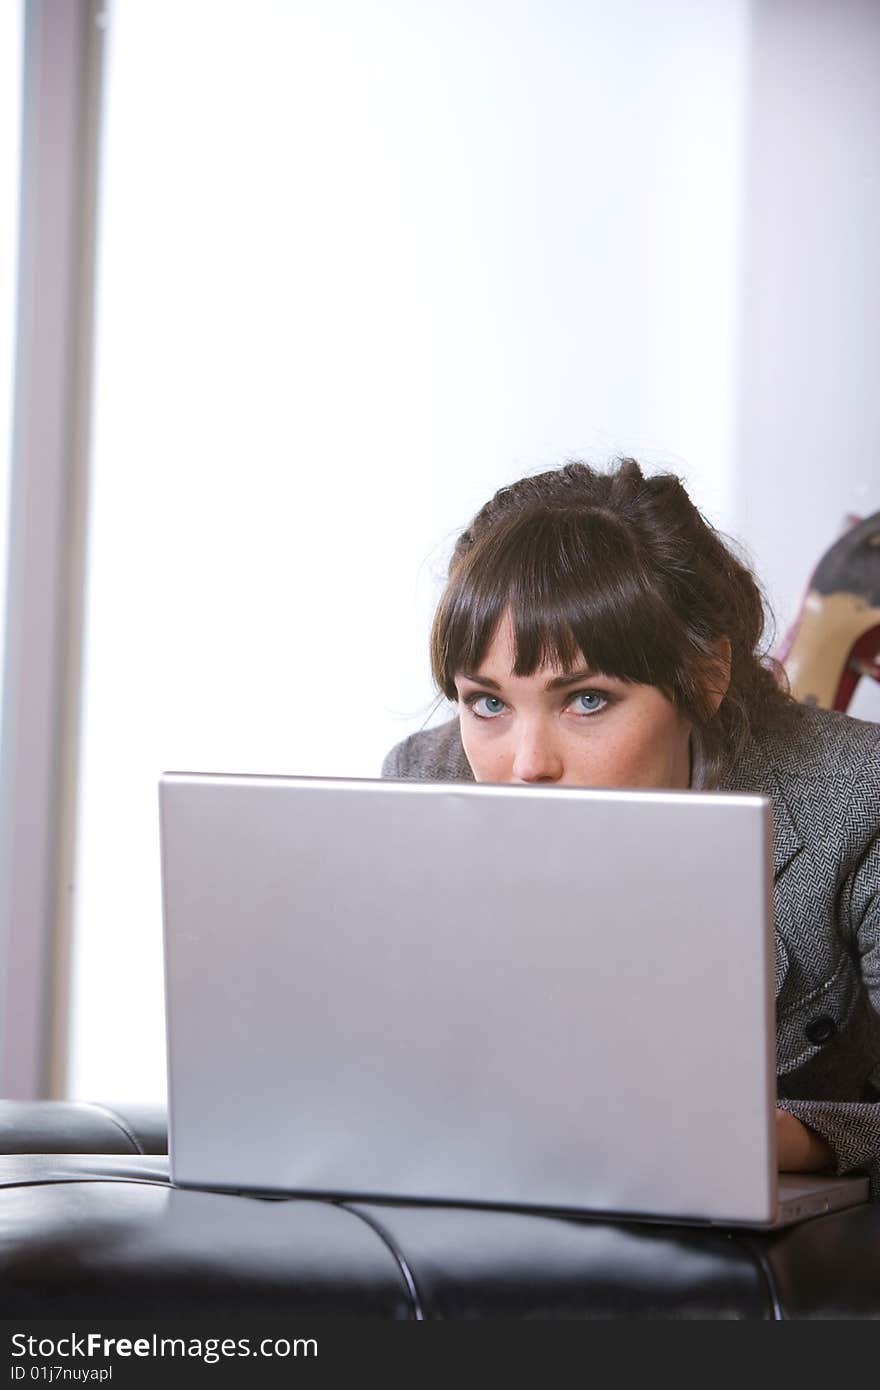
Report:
159,772,869,1228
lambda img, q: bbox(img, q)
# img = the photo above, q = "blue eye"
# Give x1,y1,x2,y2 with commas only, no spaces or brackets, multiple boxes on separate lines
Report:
472,694,506,718
462,689,611,720
571,691,608,714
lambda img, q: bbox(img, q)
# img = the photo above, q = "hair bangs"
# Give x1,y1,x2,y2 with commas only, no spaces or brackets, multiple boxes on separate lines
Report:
431,506,692,698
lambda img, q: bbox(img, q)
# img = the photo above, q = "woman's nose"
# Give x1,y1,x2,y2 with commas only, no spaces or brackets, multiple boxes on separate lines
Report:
511,724,564,783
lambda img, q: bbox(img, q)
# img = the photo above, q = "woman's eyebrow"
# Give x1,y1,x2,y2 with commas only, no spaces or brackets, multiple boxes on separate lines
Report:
543,666,598,690
456,666,598,692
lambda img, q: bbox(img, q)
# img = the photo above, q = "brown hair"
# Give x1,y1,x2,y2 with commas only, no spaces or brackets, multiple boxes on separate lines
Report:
429,458,792,786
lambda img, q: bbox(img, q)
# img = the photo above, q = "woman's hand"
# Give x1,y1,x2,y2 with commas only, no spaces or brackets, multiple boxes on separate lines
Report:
775,1108,834,1173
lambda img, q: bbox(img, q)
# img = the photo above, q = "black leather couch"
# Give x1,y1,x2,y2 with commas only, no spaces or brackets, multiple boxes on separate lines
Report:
1,1101,878,1319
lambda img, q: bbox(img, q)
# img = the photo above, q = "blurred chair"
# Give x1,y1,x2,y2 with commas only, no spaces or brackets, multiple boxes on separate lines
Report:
776,510,880,711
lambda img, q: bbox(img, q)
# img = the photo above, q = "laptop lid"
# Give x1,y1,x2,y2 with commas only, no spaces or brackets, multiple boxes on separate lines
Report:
160,772,809,1224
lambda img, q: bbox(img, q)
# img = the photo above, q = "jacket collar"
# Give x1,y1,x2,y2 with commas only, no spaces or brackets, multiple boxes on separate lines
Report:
717,730,804,880
717,725,804,1000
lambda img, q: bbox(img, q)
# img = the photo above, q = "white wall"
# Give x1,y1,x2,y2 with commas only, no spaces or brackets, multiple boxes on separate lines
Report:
734,0,880,720
68,0,750,1101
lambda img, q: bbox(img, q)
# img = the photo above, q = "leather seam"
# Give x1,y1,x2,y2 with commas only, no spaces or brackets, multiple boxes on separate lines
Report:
0,1175,171,1192
80,1102,145,1155
725,1232,784,1320
337,1203,424,1321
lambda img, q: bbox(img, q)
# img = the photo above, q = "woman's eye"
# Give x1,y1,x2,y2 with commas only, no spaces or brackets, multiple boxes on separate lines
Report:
570,690,608,715
470,694,506,718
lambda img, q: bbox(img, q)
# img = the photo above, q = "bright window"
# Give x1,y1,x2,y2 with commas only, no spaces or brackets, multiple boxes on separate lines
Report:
69,0,748,1100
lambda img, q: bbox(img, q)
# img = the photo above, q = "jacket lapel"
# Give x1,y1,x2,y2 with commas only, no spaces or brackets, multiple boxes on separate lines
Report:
722,736,804,881
721,730,804,999
764,762,803,881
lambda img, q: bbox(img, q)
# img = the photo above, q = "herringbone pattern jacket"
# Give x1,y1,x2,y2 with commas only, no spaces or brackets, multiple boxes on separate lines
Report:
381,702,880,1200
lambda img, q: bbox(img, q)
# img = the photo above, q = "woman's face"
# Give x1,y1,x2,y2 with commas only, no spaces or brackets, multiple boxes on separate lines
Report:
454,613,694,789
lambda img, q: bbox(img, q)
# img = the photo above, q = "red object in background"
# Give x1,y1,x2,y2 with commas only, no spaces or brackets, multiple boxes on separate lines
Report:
774,509,880,715
833,625,880,713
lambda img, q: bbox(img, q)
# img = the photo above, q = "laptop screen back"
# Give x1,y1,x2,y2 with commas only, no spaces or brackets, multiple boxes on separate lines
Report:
159,773,777,1223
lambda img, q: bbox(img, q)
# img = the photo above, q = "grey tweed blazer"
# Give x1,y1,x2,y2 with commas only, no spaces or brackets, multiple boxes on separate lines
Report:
382,702,880,1199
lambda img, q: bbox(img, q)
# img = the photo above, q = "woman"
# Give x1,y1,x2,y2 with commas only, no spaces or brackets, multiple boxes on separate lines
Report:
382,458,880,1197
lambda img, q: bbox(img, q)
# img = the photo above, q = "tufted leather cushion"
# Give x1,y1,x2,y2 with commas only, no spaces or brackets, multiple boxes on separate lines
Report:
0,1155,412,1318
0,1154,878,1319
345,1201,770,1319
0,1101,167,1155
